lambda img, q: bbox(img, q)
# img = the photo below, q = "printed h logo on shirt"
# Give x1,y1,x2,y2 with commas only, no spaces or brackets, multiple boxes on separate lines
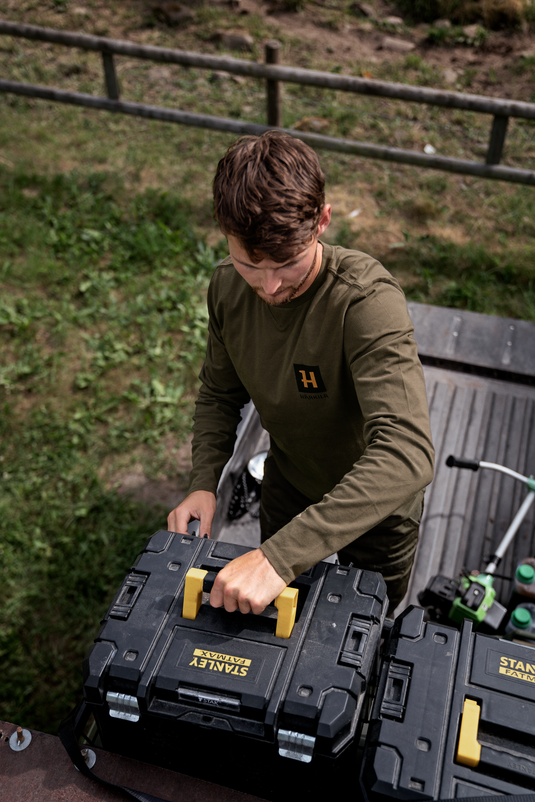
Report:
294,364,326,394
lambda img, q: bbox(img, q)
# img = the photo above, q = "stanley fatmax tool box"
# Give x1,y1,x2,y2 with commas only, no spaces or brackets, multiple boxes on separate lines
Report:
83,531,387,799
361,605,535,800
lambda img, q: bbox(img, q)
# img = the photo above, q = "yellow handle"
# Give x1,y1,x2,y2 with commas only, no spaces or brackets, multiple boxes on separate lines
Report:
456,698,482,768
274,587,299,638
181,568,298,639
182,568,208,621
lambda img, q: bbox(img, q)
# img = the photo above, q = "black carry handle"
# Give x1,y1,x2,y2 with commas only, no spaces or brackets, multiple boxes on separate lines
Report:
446,455,480,471
201,570,218,593
59,701,172,802
197,570,291,613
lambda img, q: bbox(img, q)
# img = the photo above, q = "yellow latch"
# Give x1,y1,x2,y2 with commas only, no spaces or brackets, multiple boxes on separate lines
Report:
274,587,299,639
456,698,482,768
182,568,298,639
182,567,208,620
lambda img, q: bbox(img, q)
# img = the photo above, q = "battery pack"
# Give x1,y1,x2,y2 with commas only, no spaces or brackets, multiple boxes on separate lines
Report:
83,531,387,799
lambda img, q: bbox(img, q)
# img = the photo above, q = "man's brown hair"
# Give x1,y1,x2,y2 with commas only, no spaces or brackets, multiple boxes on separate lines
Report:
213,131,325,262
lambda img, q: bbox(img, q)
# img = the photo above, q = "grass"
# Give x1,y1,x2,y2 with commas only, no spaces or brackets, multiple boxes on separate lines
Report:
0,167,226,732
383,235,535,318
1,0,535,734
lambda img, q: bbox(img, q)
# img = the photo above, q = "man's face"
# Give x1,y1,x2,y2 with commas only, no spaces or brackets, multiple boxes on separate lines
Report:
227,236,319,306
226,204,332,307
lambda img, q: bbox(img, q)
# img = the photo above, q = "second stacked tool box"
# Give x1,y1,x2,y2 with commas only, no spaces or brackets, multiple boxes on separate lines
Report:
361,605,535,800
83,531,387,799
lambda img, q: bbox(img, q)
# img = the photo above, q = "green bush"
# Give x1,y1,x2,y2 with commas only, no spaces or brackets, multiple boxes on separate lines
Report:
398,0,530,26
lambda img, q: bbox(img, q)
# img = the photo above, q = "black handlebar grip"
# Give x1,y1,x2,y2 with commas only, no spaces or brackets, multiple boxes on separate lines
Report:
202,571,218,592
201,570,283,611
446,455,480,471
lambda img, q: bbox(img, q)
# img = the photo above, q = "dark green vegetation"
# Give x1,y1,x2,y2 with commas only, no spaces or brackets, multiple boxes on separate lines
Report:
396,0,535,27
384,235,535,319
0,168,225,732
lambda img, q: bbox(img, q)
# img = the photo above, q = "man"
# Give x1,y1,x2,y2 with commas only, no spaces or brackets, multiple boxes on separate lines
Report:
168,131,434,617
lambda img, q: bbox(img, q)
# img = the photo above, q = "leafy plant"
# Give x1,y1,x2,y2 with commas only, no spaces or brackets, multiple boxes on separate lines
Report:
427,23,488,46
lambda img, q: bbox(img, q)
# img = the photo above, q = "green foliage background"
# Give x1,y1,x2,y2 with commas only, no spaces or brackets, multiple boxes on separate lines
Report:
0,168,225,732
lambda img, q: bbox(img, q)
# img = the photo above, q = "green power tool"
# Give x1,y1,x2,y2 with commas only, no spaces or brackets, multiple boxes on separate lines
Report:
419,455,535,630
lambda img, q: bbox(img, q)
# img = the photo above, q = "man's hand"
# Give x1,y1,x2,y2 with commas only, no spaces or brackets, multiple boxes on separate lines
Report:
210,548,287,615
167,490,216,538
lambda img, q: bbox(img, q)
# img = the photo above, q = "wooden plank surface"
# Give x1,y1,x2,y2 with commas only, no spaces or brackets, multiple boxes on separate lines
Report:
0,720,267,802
406,366,535,609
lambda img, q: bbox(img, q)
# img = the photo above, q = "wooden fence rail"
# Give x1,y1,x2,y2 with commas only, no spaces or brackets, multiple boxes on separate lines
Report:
1,19,535,185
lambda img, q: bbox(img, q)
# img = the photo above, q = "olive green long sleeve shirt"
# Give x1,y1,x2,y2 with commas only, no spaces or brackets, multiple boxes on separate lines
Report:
188,242,434,584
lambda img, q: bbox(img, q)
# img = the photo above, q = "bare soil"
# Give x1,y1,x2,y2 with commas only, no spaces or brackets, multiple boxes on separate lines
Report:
260,7,535,101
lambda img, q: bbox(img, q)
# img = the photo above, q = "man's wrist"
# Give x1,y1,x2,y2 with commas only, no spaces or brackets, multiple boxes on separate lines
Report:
259,542,295,586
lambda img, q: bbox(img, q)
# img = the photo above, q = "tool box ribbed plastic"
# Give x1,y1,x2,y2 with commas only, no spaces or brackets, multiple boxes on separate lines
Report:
83,531,387,799
361,605,535,800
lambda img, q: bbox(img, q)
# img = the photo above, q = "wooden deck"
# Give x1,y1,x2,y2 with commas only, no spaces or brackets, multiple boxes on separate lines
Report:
0,719,266,802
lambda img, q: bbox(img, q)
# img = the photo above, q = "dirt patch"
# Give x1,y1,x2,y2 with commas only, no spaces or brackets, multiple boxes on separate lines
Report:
199,0,535,101
327,184,405,250
103,434,193,510
426,222,470,244
117,472,188,510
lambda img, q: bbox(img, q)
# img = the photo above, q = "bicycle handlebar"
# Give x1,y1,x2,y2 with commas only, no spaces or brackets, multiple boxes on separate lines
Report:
446,455,480,471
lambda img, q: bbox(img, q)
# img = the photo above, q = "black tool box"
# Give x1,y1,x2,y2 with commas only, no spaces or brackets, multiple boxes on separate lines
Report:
83,531,387,799
361,605,535,800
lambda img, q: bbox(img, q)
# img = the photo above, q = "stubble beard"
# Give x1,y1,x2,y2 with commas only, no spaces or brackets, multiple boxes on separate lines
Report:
254,244,318,307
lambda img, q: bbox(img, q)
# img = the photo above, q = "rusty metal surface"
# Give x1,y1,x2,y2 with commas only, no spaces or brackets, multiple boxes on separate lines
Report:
0,720,267,802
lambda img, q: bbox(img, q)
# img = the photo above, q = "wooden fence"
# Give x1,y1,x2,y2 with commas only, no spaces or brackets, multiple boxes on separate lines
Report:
1,19,534,185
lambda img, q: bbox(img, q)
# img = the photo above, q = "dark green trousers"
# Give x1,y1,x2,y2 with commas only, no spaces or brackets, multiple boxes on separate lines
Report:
259,454,423,615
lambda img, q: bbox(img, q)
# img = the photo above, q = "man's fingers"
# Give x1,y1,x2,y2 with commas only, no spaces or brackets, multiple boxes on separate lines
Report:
199,512,212,539
209,549,283,615
167,490,216,536
167,506,193,534
209,576,224,609
248,598,267,615
211,576,248,613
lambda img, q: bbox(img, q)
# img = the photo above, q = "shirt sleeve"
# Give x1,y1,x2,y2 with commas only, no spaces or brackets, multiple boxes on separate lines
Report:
188,278,251,496
260,279,434,584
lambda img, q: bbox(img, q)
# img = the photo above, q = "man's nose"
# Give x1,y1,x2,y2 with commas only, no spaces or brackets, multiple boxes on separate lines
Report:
263,270,282,295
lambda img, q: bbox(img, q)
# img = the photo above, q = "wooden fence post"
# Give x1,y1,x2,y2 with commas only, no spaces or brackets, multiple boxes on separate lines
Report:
486,115,509,165
265,40,282,127
102,50,120,100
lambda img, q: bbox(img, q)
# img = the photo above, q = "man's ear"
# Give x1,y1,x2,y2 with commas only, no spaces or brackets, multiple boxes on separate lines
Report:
317,204,332,237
